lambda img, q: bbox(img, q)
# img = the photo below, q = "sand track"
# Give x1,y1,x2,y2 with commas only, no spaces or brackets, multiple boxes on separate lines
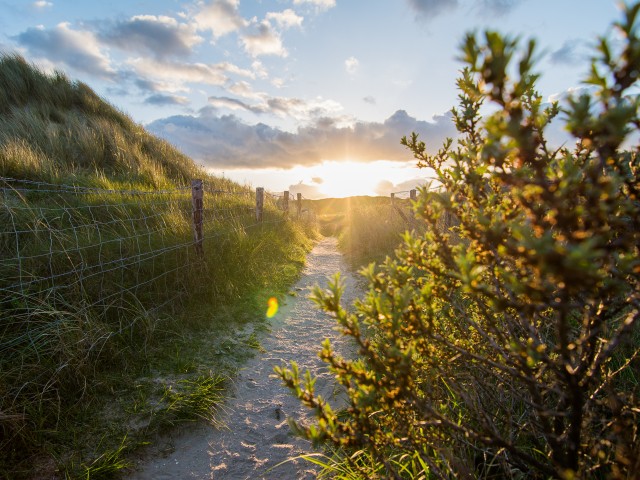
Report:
129,237,359,479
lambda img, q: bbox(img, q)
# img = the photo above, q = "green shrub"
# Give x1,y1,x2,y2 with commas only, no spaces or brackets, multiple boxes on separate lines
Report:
278,5,640,479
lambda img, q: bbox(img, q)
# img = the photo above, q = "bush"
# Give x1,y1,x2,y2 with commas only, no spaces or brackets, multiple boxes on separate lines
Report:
277,5,640,479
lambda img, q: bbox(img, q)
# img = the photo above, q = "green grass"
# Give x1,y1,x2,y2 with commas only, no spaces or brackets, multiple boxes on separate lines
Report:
306,195,419,266
0,54,317,479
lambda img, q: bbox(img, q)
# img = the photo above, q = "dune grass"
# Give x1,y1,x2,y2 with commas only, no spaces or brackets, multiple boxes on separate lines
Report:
308,195,421,266
0,54,317,479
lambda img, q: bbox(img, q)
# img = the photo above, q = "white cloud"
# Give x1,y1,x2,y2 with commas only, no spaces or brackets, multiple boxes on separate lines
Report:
147,109,457,169
240,20,287,57
251,60,268,79
193,0,247,38
549,40,586,66
345,56,359,75
98,15,202,59
144,93,190,106
15,22,115,79
32,1,52,9
228,80,262,98
207,93,342,121
127,58,253,89
266,9,303,29
293,0,336,11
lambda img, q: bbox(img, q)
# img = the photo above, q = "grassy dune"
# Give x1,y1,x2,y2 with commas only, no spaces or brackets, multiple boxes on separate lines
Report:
0,54,315,479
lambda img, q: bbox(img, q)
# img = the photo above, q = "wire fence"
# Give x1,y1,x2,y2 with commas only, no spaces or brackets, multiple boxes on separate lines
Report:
0,177,313,360
390,185,455,229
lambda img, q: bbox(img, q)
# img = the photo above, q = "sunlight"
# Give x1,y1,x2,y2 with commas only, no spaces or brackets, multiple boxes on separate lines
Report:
209,159,433,199
314,160,382,197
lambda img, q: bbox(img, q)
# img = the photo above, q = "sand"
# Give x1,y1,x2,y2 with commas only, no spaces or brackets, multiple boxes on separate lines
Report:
128,237,361,480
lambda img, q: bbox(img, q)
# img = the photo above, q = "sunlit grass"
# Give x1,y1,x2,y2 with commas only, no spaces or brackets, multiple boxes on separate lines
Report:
0,53,317,479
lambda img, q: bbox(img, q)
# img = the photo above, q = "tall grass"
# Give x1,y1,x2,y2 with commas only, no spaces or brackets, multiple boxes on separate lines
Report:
0,53,218,189
307,195,420,266
0,54,317,478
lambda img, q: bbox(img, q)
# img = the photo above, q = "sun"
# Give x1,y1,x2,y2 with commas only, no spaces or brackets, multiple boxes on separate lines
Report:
314,160,384,198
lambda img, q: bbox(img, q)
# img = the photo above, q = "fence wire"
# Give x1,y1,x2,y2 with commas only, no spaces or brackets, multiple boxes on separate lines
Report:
0,177,310,359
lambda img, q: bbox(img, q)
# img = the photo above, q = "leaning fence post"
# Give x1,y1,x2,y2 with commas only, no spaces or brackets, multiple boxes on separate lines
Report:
296,193,302,219
191,179,204,256
283,191,289,217
256,187,264,222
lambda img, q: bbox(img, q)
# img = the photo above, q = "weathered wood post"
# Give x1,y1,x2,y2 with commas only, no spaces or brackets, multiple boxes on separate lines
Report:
390,192,395,219
283,191,289,217
191,179,204,256
296,193,302,219
255,187,264,222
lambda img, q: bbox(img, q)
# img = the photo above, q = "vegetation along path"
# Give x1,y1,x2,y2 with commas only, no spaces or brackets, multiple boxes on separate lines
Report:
129,237,360,479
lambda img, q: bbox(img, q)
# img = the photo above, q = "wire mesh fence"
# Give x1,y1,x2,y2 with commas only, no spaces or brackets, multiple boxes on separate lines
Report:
0,177,313,361
390,186,456,230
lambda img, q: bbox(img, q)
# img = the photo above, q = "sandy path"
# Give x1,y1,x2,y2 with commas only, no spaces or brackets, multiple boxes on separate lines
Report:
129,237,360,480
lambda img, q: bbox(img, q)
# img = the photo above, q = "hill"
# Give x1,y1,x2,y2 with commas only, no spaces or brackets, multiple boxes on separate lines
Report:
0,54,314,479
0,53,233,190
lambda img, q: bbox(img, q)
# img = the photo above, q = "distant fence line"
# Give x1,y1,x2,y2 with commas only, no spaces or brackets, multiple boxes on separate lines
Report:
0,176,313,358
390,185,455,228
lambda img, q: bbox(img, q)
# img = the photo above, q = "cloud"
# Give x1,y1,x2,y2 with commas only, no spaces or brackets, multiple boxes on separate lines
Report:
14,23,115,79
32,1,52,9
311,177,323,184
363,95,376,105
292,0,336,11
374,177,437,196
252,60,268,79
144,93,190,106
476,0,522,16
147,108,457,169
228,80,262,98
98,15,201,59
193,0,247,38
407,0,520,20
207,93,342,121
288,181,323,198
406,0,459,20
345,56,359,75
549,40,585,66
240,20,287,57
266,9,304,29
128,57,253,90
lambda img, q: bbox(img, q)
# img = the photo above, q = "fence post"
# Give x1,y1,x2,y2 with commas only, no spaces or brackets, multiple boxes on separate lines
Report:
410,189,417,201
256,187,264,222
283,191,289,217
297,193,302,219
191,179,204,256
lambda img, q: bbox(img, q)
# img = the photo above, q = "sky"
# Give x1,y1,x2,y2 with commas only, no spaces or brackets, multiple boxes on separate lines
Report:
0,0,629,197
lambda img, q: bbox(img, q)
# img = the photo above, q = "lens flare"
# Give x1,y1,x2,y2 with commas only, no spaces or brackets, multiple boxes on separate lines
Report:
266,297,278,318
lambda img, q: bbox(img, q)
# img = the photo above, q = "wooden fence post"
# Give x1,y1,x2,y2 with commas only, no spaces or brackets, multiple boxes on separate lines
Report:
256,187,264,222
191,179,204,256
410,189,417,201
283,191,289,217
297,193,302,219
390,193,395,219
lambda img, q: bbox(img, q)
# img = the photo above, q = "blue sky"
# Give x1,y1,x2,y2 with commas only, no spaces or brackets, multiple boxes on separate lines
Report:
0,0,626,197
